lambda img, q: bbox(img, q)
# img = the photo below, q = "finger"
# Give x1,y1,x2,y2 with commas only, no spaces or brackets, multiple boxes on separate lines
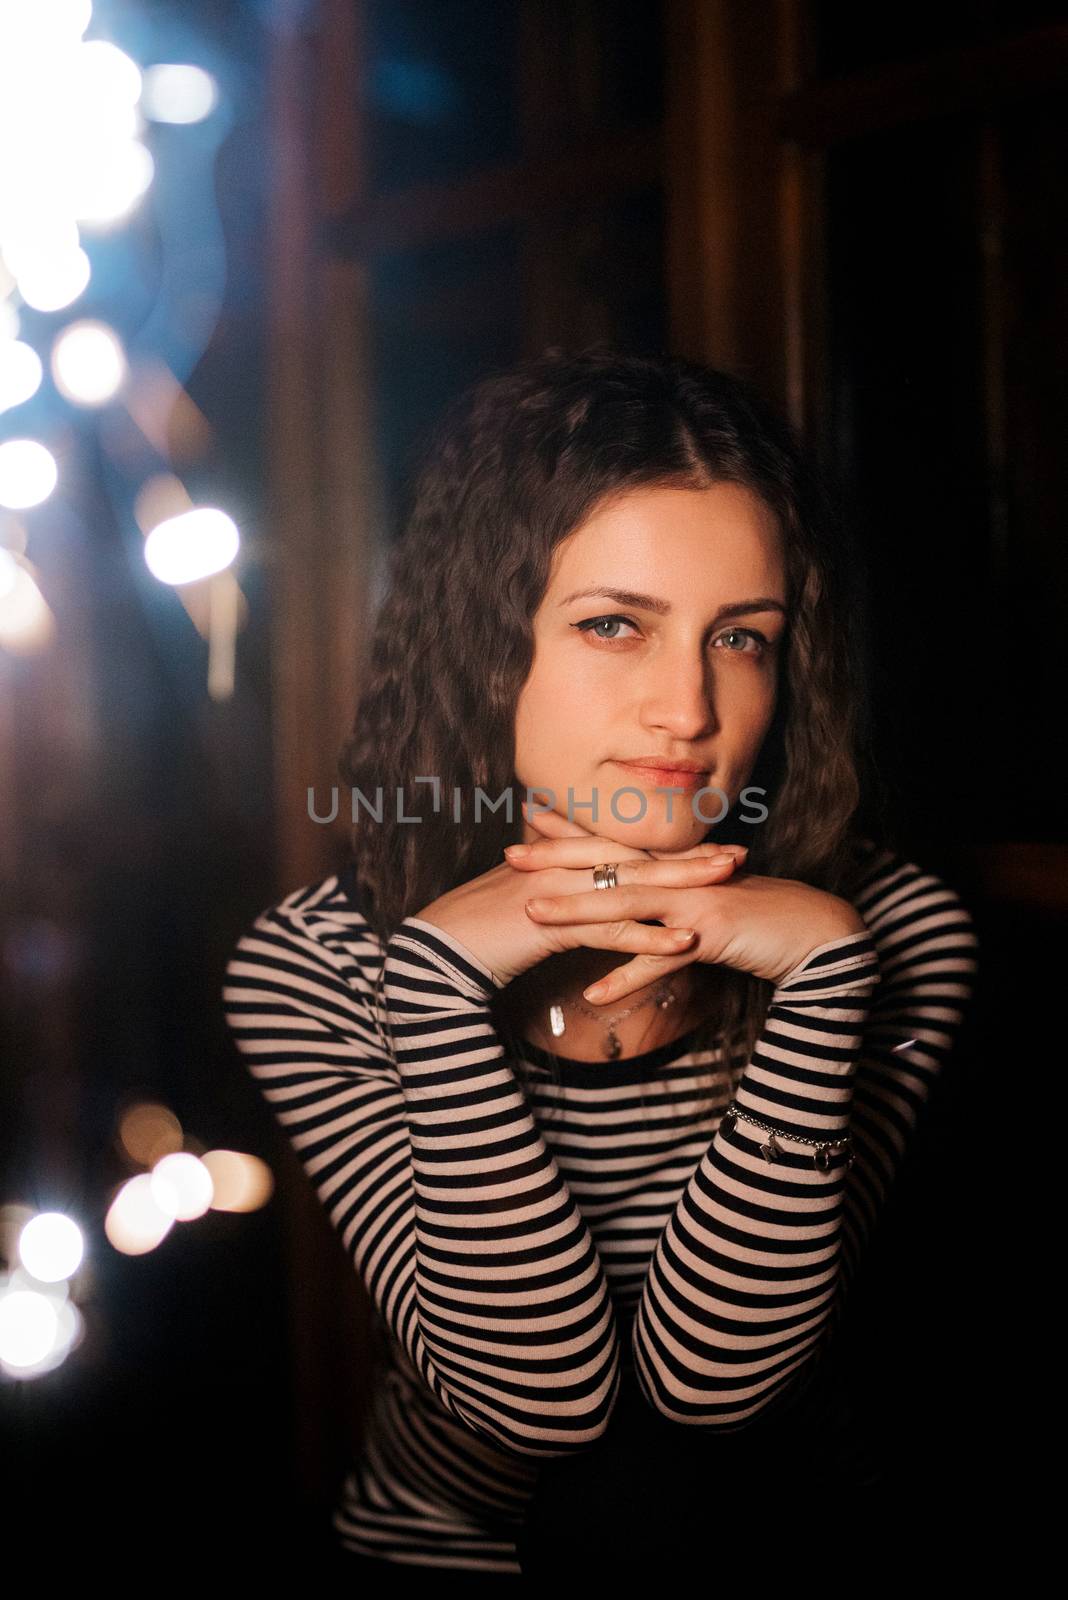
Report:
518,857,739,904
580,947,700,1006
525,882,701,923
550,920,699,969
645,840,749,863
505,833,657,869
610,854,738,887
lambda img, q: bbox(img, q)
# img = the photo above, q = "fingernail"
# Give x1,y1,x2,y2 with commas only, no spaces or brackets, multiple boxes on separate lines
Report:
584,982,607,1001
710,853,735,866
505,843,530,857
670,928,696,942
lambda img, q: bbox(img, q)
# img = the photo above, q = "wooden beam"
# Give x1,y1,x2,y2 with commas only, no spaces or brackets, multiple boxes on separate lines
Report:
778,24,1068,148
776,0,829,444
662,0,741,371
315,0,382,871
662,0,819,418
322,125,662,258
262,0,381,1518
264,15,325,896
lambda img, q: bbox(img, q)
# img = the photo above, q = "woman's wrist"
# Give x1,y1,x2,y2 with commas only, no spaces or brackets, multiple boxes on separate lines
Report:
386,915,504,1003
799,900,870,959
772,903,875,991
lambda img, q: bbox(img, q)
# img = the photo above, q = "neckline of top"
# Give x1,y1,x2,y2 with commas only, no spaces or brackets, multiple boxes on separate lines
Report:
513,1016,717,1084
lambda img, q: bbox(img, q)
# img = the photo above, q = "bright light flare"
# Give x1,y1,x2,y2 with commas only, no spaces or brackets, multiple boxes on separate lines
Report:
76,39,141,108
104,1174,174,1255
0,2,93,49
51,319,127,404
0,339,42,412
0,216,80,278
0,1286,59,1369
0,547,16,599
202,1150,274,1213
117,1101,184,1168
0,1277,83,1378
144,507,239,585
142,64,218,124
18,1211,84,1283
0,439,57,509
0,556,54,652
150,1152,214,1221
68,140,153,228
0,26,152,242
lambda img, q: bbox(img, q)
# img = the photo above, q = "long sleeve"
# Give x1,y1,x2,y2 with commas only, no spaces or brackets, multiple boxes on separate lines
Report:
631,853,978,1430
222,899,621,1458
631,928,880,1429
836,849,980,1290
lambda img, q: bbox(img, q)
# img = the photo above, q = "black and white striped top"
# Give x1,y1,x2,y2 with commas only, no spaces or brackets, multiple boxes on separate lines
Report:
221,839,977,1572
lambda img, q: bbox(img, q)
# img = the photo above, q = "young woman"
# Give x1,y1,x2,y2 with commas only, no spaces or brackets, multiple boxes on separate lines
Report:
222,345,978,1577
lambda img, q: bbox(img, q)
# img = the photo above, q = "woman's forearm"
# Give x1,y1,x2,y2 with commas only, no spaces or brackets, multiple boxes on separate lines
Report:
223,900,620,1461
382,914,623,1452
631,928,881,1428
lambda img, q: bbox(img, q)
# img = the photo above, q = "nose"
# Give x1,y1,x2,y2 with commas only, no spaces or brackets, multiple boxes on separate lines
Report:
637,645,717,742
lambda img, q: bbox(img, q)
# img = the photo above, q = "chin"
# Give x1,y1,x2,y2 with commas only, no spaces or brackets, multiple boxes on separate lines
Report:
602,816,708,854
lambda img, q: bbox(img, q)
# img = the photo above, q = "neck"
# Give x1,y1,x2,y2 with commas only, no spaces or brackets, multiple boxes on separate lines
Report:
498,948,711,1058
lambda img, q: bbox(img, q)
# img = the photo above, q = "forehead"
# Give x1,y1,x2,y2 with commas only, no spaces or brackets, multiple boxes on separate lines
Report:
549,483,784,592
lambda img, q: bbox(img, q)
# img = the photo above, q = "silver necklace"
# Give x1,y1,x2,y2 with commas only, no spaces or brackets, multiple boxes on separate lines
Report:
548,982,678,1060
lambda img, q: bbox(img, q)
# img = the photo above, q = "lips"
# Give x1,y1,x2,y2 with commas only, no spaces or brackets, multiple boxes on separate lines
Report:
612,760,709,790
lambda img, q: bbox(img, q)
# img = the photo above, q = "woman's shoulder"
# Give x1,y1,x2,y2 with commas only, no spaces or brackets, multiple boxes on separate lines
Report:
843,834,979,953
224,861,386,1000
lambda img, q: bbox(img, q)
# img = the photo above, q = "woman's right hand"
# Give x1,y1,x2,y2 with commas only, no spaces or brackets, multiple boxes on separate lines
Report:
409,836,748,989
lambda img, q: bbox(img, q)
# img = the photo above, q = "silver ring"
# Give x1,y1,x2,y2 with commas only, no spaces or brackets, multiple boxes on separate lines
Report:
593,863,619,891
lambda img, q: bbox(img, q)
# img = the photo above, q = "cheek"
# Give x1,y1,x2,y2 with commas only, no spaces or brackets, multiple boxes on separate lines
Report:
523,652,600,723
515,661,602,782
514,665,568,766
724,663,776,718
718,673,777,756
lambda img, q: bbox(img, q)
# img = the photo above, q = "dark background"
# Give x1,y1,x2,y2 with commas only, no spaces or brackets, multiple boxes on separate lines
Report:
3,0,1058,1568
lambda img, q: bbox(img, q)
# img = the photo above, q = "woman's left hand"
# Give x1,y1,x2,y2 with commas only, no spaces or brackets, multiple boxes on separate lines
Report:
508,801,868,1000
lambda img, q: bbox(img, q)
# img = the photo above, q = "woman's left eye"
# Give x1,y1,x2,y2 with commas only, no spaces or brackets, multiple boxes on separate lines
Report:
714,627,768,656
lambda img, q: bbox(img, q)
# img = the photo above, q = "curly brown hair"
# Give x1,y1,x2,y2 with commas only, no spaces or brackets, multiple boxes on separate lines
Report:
338,341,890,1115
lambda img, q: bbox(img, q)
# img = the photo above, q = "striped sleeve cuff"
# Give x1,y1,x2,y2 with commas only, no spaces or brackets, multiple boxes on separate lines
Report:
772,928,881,999
383,915,504,1012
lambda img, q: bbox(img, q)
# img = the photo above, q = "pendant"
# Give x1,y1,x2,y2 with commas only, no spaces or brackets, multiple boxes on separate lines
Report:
760,1132,783,1163
549,1004,565,1038
604,1029,622,1060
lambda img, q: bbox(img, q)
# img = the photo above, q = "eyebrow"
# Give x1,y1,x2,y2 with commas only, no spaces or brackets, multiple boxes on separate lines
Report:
558,587,788,621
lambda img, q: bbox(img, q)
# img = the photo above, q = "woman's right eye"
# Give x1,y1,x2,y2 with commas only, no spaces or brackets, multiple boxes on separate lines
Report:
571,615,640,644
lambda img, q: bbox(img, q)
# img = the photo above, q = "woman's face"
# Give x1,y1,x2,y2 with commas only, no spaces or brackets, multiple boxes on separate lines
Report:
513,482,788,854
